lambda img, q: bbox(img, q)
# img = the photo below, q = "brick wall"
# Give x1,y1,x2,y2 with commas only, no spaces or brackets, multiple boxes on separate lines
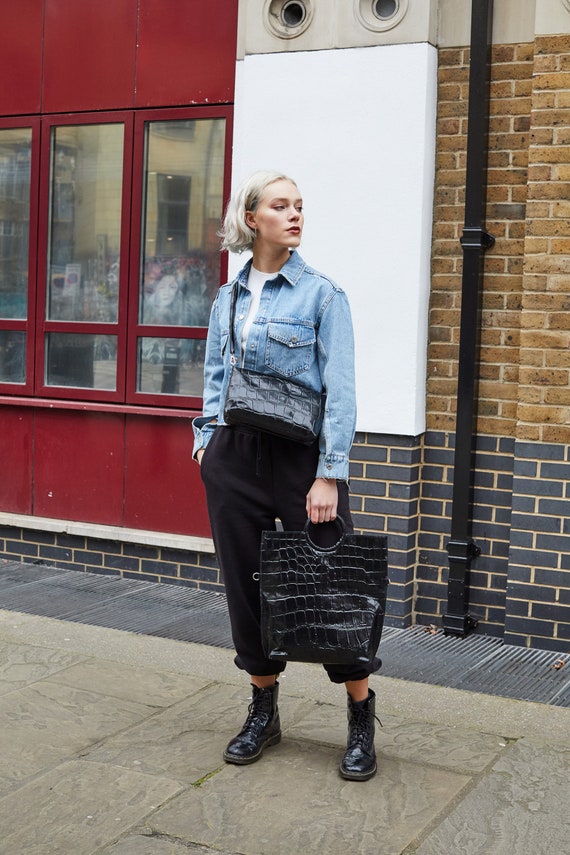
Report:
0,526,222,591
422,34,570,650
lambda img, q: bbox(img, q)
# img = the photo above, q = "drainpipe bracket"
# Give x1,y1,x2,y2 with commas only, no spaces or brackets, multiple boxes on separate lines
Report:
460,227,495,250
446,538,481,563
442,612,479,638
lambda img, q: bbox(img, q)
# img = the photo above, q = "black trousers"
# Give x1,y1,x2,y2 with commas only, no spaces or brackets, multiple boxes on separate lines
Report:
200,425,377,683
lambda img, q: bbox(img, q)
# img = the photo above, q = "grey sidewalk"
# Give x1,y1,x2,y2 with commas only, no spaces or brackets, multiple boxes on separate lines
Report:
0,608,568,855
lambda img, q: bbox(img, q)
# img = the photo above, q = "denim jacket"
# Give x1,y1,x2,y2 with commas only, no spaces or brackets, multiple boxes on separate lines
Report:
192,250,356,481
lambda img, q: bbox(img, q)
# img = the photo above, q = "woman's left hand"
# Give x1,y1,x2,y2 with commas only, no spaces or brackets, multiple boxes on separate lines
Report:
306,478,338,524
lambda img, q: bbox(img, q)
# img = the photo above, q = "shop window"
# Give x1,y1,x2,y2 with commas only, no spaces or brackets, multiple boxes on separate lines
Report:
0,107,231,407
0,126,33,385
44,123,124,391
132,114,227,405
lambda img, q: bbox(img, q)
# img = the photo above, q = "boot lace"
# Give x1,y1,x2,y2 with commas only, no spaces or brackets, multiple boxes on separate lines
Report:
239,696,271,738
350,707,383,746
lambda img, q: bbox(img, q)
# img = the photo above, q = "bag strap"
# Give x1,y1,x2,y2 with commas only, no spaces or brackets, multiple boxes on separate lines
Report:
228,283,238,366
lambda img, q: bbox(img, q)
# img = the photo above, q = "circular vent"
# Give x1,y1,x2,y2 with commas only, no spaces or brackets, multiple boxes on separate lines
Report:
355,0,409,32
264,0,314,39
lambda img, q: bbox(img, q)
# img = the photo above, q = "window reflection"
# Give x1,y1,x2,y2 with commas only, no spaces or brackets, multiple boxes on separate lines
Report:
140,118,225,329
0,330,26,383
0,128,31,321
47,124,123,324
45,333,117,390
137,337,204,396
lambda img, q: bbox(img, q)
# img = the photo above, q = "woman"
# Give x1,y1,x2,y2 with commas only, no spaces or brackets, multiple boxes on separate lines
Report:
193,170,380,781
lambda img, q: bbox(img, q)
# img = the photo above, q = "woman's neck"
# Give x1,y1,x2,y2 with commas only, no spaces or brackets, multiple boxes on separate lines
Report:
251,244,291,274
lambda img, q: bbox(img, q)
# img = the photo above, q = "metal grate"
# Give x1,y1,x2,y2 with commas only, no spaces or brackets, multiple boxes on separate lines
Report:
0,561,568,707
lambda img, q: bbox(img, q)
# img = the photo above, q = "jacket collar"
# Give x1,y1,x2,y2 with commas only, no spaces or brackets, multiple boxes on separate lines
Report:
232,250,306,289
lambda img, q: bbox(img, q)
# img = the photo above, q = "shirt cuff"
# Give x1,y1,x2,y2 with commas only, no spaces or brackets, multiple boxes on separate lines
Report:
192,417,217,460
315,452,350,482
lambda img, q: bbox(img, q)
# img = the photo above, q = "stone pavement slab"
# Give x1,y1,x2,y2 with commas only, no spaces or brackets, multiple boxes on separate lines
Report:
0,680,154,796
82,681,316,785
148,739,470,855
0,638,84,694
285,701,508,774
417,738,570,854
0,759,182,855
46,657,205,708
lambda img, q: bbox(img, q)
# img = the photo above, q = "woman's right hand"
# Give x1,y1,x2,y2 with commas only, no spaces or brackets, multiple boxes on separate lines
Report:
196,449,205,465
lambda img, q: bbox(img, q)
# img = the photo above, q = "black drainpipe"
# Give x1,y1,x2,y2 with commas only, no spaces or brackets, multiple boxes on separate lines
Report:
443,0,495,637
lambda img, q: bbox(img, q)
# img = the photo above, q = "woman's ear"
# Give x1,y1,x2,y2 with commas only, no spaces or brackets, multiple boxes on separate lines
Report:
245,210,256,230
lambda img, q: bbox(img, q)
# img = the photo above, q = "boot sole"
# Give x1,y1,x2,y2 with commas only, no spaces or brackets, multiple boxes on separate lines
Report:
339,761,377,781
223,732,282,765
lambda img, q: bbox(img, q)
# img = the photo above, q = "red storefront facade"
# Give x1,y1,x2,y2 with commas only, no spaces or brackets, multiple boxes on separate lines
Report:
0,1,238,543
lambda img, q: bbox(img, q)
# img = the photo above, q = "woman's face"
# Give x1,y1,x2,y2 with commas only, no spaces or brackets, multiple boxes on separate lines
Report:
246,179,304,251
154,275,179,307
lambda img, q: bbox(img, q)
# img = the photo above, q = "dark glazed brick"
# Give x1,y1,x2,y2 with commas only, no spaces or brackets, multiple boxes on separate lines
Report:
541,462,570,480
86,538,122,554
74,551,103,566
531,602,570,622
39,546,72,562
515,442,564,461
350,446,388,463
104,554,140,572
23,530,56,545
180,564,220,583
160,548,199,564
513,478,563,497
198,553,220,569
123,544,160,560
141,559,178,577
512,513,560,533
388,482,420,500
56,534,86,549
6,541,38,557
504,616,555,637
0,527,23,539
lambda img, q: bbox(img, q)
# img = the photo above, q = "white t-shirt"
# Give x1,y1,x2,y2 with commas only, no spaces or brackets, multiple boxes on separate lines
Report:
241,266,278,351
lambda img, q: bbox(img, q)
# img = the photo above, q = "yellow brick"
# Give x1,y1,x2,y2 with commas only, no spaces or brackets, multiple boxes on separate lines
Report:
520,330,570,348
542,425,570,443
519,368,569,386
530,145,570,164
517,404,569,424
544,388,570,405
515,424,540,441
550,239,570,253
532,72,570,91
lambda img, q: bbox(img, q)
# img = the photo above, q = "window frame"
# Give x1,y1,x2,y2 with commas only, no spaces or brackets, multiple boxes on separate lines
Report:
126,105,232,409
0,117,41,397
35,111,135,402
0,105,232,410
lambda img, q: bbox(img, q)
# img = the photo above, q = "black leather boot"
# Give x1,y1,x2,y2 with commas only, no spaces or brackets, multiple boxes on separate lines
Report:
223,682,281,765
339,689,378,781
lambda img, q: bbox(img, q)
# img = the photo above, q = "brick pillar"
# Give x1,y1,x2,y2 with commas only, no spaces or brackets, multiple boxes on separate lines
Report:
506,35,570,650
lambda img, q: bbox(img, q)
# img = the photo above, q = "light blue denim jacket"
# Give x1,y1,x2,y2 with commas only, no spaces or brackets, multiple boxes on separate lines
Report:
192,250,356,481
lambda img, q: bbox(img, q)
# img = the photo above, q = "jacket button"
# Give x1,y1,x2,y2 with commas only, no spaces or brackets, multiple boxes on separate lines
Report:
291,336,297,343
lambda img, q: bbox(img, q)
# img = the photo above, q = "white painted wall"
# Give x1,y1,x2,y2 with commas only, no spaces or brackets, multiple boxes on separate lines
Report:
230,43,437,436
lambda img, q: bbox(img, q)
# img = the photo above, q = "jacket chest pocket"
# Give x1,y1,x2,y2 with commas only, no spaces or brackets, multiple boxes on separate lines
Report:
265,322,316,377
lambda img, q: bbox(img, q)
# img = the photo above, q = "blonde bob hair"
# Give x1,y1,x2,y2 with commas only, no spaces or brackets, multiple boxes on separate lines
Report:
220,170,299,253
